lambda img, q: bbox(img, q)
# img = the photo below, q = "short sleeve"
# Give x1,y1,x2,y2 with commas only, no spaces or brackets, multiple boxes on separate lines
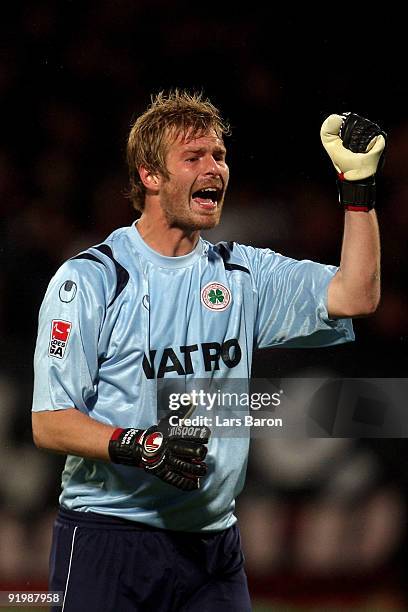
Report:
32,260,107,413
236,245,354,349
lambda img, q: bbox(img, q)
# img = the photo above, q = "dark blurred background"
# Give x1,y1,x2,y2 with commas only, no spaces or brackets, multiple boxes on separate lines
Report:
0,3,407,610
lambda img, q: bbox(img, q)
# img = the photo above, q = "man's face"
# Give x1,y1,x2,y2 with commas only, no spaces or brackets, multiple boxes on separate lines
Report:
158,129,229,231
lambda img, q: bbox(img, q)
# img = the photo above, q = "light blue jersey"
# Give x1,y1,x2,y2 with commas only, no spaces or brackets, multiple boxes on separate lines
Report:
32,222,354,531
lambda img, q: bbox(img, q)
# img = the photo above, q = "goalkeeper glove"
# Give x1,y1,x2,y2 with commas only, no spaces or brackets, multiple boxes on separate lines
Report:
108,401,211,491
320,113,386,211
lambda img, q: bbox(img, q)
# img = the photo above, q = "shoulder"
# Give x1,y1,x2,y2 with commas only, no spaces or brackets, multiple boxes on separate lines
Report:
205,240,253,275
49,228,131,307
205,240,287,275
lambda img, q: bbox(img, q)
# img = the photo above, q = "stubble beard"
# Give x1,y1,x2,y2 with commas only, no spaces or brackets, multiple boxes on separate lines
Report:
160,186,225,232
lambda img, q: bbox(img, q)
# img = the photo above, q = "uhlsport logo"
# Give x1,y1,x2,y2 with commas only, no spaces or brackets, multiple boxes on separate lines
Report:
49,320,72,359
201,282,231,312
59,280,77,303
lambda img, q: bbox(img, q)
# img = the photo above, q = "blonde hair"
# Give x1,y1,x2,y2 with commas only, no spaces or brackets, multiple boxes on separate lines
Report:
126,89,230,211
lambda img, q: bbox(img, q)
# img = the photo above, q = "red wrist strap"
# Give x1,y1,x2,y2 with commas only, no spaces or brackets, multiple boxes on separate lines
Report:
110,427,125,441
344,205,371,212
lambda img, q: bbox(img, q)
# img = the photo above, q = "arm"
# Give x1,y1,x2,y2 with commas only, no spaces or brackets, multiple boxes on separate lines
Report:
32,259,209,490
32,408,115,461
32,405,210,491
321,113,386,318
327,209,380,318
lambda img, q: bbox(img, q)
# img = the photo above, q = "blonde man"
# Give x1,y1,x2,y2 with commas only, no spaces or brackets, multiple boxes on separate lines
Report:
32,91,384,611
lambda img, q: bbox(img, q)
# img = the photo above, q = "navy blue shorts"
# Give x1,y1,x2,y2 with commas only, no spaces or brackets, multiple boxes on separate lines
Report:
49,507,251,612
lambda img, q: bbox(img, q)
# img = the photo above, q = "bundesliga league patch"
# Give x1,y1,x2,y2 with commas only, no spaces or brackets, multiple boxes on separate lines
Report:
49,320,72,359
201,282,232,311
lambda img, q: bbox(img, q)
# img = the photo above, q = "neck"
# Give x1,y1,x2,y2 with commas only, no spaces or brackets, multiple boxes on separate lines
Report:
136,213,200,257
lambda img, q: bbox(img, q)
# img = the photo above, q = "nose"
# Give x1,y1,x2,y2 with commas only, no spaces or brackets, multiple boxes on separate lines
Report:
203,154,220,176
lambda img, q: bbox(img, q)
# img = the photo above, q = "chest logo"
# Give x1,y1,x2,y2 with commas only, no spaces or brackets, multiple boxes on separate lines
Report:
201,282,231,312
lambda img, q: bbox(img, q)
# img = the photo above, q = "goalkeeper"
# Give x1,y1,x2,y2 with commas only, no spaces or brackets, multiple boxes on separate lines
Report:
32,91,385,612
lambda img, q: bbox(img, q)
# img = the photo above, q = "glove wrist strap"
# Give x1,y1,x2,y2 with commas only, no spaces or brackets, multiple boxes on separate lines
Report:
109,428,143,466
337,174,376,212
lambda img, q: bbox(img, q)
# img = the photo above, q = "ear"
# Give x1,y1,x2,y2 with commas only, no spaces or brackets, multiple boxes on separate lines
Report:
138,166,161,191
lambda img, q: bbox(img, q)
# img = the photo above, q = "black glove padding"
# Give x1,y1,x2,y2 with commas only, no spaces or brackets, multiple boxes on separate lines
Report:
109,402,211,491
340,112,386,155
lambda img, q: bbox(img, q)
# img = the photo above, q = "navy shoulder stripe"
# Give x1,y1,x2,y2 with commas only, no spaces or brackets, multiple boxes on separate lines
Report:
214,241,249,274
224,263,250,274
71,244,130,307
215,241,234,262
71,253,101,264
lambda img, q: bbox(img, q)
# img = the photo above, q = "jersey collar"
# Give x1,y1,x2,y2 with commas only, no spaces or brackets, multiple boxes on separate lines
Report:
128,222,206,269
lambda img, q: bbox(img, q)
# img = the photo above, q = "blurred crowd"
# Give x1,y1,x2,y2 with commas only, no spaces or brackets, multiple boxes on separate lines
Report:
0,3,407,608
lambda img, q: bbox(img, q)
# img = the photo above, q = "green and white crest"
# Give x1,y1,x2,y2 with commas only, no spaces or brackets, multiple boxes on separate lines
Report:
201,282,231,312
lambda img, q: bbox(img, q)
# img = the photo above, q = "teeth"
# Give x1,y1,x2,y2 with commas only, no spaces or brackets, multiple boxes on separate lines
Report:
192,187,219,205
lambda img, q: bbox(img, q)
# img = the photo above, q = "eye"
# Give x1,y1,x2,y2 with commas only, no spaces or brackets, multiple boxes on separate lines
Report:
186,157,198,162
214,152,226,163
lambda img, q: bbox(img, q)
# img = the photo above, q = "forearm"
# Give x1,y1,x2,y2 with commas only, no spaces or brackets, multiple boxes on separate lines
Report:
32,408,116,461
328,209,380,318
32,404,211,491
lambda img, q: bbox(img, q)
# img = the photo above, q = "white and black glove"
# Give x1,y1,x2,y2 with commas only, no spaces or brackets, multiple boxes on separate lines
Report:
109,401,211,491
321,113,386,211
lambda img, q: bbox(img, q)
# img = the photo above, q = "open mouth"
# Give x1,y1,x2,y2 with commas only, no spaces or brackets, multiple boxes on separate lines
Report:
191,188,220,209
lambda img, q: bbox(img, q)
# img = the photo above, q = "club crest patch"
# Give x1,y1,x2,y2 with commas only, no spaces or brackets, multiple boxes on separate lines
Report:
49,320,72,359
201,282,232,312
